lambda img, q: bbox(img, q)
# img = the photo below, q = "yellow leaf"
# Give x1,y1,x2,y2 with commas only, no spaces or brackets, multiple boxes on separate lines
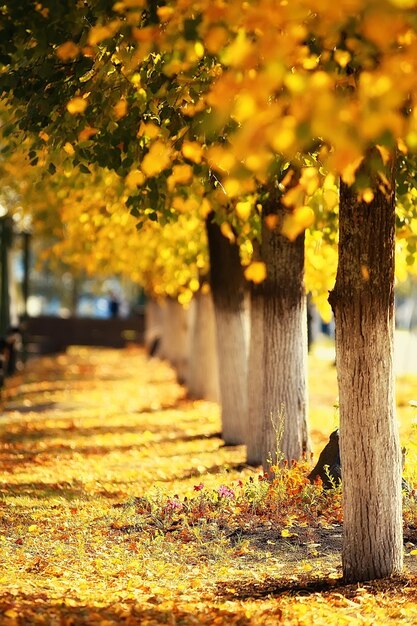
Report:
4,609,18,619
189,279,200,292
376,145,391,165
221,29,251,67
167,164,193,191
244,261,267,284
182,141,203,164
265,214,279,230
282,185,305,208
245,150,272,172
281,528,292,537
220,222,236,243
302,55,319,70
207,146,236,174
284,73,306,94
137,122,160,140
223,178,242,197
233,93,257,123
67,97,88,115
281,206,315,241
334,49,351,68
78,126,98,142
114,98,128,119
157,5,175,21
114,0,146,10
63,142,75,156
56,41,79,61
204,26,229,55
28,524,38,532
406,131,417,150
339,155,364,185
397,138,408,154
88,25,114,46
323,188,339,210
300,167,320,196
194,41,205,59
178,290,193,306
141,141,172,177
270,124,296,153
125,170,145,189
235,201,252,221
171,164,193,184
410,549,417,555
362,189,374,203
200,197,211,218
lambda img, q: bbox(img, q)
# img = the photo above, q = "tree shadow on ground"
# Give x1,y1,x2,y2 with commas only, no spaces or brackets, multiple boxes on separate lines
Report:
157,461,250,482
0,481,91,501
0,430,224,463
216,573,414,600
3,398,184,418
0,593,253,626
1,415,218,443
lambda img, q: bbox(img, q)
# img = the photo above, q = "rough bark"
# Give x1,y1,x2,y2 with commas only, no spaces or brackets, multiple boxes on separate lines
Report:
159,297,192,384
329,151,403,582
144,298,164,356
246,280,264,465
187,289,220,402
206,213,248,445
260,198,309,469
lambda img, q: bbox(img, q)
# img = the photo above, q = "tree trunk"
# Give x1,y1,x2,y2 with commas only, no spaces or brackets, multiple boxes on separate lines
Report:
246,280,264,465
70,276,81,317
144,297,164,356
206,213,248,445
260,198,309,469
160,297,192,384
187,289,220,402
0,217,12,336
329,151,403,582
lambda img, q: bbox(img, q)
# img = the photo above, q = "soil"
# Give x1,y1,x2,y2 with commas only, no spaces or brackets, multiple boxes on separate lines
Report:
220,523,417,593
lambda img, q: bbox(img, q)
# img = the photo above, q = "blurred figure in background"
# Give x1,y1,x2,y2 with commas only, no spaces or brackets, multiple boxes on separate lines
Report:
108,291,120,318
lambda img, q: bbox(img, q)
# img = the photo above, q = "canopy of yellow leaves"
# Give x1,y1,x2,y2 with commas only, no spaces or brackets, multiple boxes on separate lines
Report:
104,0,417,187
0,140,208,303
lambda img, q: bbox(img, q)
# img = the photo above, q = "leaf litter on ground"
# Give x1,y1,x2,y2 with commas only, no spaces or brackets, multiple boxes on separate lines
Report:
1,345,417,624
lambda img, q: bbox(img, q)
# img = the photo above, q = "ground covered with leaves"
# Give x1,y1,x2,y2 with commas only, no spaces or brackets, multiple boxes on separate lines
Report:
1,345,417,625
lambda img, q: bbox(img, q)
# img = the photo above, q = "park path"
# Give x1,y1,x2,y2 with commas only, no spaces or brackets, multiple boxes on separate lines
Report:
0,345,245,500
0,346,253,625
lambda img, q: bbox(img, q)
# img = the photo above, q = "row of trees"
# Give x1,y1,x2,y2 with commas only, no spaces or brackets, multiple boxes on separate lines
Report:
1,0,417,583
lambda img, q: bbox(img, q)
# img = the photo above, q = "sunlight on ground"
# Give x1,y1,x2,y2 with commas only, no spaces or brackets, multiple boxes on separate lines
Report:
0,344,417,625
